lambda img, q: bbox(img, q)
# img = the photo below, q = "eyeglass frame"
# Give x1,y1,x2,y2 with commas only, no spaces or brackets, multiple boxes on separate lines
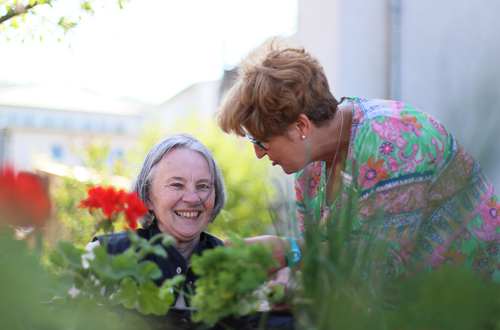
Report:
247,135,268,151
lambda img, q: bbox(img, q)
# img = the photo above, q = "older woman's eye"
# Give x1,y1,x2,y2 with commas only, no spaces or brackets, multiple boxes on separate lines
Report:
198,184,210,190
171,183,183,188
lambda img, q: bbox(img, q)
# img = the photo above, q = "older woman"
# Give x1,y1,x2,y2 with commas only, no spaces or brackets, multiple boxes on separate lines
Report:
217,40,500,291
90,133,226,307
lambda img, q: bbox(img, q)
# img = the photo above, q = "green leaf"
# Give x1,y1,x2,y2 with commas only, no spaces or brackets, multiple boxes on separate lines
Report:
89,248,141,282
80,1,93,13
137,261,162,280
136,279,173,315
111,254,137,274
113,277,138,309
151,244,167,258
161,235,175,246
113,277,174,315
74,298,121,330
87,246,116,280
190,234,277,326
159,275,185,299
10,19,19,28
51,240,85,268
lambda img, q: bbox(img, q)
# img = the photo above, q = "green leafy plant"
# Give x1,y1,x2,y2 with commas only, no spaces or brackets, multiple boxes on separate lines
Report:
386,266,500,330
0,166,153,329
295,187,389,330
288,182,500,330
190,234,278,326
50,185,184,316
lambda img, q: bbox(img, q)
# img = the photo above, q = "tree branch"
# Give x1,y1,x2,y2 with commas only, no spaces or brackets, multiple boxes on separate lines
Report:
0,2,41,25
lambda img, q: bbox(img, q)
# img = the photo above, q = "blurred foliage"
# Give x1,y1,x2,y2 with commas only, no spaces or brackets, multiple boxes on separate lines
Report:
0,230,61,329
0,227,152,330
291,184,500,330
51,137,128,248
6,128,500,328
0,0,131,42
190,234,278,326
386,267,500,330
0,162,183,329
51,231,181,317
51,175,95,247
295,186,388,329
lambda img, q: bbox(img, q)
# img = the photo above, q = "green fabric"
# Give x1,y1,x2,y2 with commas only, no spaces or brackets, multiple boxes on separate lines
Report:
295,96,500,282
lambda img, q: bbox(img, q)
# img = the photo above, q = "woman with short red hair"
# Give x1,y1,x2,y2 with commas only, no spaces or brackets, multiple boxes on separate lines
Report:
217,39,500,300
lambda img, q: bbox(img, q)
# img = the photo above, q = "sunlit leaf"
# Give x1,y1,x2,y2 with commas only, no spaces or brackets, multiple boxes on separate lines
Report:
137,261,162,280
113,277,138,309
136,279,173,315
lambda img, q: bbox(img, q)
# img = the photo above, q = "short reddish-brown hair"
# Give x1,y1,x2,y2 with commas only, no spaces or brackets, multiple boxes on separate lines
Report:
216,39,339,142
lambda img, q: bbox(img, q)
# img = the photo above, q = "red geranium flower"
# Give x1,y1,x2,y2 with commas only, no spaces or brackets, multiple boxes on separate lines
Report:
123,191,148,231
0,165,51,229
79,186,148,232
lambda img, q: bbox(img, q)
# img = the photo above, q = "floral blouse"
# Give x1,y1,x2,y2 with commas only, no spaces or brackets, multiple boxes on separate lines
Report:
294,96,500,282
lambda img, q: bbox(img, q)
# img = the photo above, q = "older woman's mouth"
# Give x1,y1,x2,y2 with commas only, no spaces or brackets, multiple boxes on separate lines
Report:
174,211,202,219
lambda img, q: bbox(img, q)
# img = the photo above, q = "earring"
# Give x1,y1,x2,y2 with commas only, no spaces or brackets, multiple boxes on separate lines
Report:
301,135,306,139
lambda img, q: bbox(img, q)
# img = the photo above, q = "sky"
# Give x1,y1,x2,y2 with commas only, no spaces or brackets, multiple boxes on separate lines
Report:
0,0,297,104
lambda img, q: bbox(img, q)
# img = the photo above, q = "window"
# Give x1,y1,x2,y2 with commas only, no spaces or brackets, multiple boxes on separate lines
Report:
51,146,63,161
44,117,54,128
24,115,34,127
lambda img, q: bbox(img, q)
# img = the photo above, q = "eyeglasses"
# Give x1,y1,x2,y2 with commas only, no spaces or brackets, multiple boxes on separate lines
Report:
247,135,267,151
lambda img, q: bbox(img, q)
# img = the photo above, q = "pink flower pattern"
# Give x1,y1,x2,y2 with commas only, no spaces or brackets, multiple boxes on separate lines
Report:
480,196,500,228
294,96,500,287
371,117,408,148
472,222,500,244
297,162,323,198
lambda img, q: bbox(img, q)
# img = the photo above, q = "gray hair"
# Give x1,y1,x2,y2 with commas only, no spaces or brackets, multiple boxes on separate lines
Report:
131,133,226,228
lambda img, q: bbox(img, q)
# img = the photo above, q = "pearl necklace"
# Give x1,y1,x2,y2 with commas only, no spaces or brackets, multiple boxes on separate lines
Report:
322,107,344,193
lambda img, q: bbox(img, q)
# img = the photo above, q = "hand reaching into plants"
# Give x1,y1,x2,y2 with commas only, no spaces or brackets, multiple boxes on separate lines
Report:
264,267,301,311
226,235,289,274
267,267,301,293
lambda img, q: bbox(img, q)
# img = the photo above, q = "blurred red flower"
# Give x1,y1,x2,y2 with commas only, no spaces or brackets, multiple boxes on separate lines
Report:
79,186,148,231
0,165,51,229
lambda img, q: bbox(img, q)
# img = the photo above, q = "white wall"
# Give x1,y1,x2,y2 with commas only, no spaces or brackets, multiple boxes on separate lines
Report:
297,0,390,99
155,80,221,128
296,0,343,93
399,0,500,188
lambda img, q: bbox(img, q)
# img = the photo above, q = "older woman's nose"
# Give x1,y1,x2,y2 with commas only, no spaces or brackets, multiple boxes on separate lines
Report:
182,191,202,203
254,145,267,159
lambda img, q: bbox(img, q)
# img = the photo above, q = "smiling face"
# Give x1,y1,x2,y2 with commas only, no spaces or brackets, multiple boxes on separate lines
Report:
146,148,215,244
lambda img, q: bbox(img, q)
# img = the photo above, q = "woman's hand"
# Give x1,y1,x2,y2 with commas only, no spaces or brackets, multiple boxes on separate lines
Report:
225,235,288,275
266,267,301,311
267,267,300,292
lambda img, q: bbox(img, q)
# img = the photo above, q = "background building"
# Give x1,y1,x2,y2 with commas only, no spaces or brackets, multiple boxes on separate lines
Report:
0,84,149,179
